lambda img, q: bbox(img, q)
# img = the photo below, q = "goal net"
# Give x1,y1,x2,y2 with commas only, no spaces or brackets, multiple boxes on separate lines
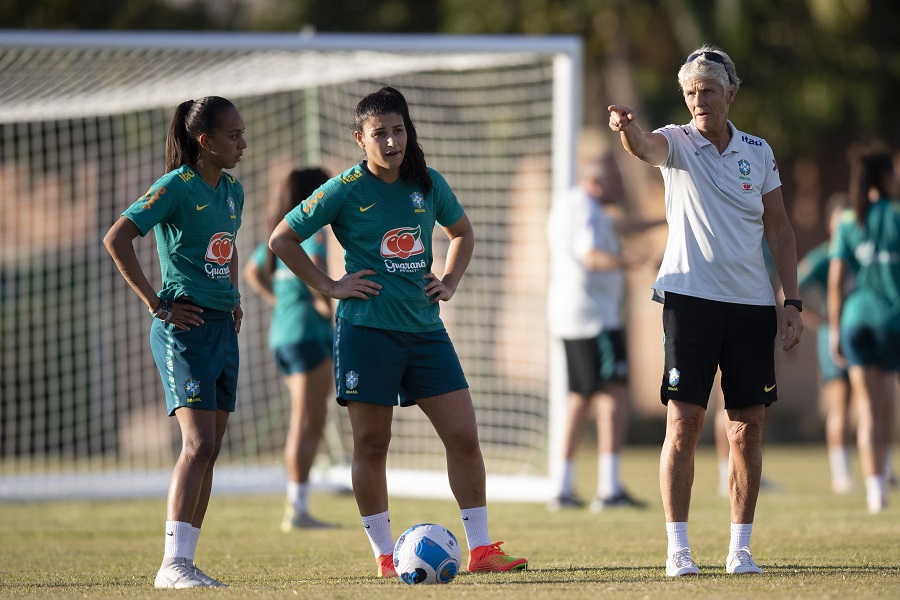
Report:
0,32,580,501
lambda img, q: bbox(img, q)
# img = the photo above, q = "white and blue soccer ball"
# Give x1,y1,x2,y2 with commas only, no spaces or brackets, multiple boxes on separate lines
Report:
393,523,462,585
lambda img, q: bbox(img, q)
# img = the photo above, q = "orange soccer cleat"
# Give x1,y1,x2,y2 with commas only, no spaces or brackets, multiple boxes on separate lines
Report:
467,541,528,573
377,553,398,578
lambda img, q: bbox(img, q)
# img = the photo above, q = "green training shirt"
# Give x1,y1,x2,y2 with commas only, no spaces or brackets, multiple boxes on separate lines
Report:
831,199,900,329
250,232,333,349
122,165,243,312
285,163,465,333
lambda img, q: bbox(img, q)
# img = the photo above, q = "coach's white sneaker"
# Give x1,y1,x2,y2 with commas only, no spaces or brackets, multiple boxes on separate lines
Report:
190,562,229,587
666,548,700,577
154,558,206,588
726,547,763,574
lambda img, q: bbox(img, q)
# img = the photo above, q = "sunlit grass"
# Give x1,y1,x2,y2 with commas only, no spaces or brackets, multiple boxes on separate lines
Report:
1,445,898,599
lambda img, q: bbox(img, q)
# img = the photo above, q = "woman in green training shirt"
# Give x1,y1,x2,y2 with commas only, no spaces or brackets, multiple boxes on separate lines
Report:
268,87,528,579
829,149,900,515
104,96,246,589
244,167,337,531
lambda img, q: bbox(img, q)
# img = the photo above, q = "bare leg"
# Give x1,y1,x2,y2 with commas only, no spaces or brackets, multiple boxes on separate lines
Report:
346,402,394,516
596,383,627,454
283,359,333,484
417,389,486,508
168,408,229,527
850,366,893,479
562,392,592,460
660,400,705,523
724,404,765,524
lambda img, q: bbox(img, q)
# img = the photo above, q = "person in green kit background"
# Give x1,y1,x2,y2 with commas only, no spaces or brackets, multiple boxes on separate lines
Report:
828,149,900,515
268,86,528,578
103,96,246,589
244,167,338,531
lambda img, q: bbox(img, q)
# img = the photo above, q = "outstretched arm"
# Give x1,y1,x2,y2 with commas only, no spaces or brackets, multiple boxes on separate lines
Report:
608,104,669,167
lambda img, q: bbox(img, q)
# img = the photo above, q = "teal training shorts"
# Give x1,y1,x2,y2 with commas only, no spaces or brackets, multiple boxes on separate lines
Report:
333,318,468,407
150,308,239,415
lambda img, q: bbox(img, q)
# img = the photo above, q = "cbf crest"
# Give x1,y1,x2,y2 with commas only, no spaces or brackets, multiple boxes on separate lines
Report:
184,378,200,398
410,192,426,213
345,370,359,392
668,368,680,389
737,159,751,177
227,196,236,219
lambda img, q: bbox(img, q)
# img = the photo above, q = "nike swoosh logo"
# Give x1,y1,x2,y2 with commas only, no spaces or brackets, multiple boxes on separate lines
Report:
462,517,469,521
364,525,371,529
166,531,174,536
196,204,209,211
359,203,376,212
764,384,776,392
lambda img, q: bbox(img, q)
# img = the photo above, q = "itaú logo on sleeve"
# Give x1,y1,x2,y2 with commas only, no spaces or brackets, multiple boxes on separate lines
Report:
205,231,234,275
380,225,424,259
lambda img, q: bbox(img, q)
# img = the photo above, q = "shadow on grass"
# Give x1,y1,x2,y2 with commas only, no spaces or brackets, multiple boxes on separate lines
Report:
441,563,900,585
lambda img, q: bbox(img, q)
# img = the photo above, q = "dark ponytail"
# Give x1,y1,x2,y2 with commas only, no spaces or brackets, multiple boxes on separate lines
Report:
165,96,237,173
264,168,330,278
848,151,894,226
354,86,432,197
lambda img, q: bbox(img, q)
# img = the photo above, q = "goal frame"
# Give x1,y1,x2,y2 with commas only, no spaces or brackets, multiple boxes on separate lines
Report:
0,30,581,502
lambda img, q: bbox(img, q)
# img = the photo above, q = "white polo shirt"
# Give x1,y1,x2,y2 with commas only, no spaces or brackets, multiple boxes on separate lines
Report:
547,186,624,339
652,120,781,306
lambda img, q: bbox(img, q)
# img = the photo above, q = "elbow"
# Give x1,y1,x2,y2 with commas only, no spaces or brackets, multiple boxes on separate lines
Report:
268,232,284,257
102,229,120,257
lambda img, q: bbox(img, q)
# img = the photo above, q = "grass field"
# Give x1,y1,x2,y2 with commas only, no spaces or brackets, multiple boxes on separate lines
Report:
2,445,898,599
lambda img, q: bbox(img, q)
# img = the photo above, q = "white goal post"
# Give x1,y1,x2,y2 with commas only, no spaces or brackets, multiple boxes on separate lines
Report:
0,31,581,502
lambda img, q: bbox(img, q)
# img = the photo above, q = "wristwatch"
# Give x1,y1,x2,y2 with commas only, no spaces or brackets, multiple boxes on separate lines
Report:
783,299,803,312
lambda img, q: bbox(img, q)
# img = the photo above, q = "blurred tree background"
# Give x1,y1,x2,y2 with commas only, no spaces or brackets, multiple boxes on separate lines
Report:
4,0,900,248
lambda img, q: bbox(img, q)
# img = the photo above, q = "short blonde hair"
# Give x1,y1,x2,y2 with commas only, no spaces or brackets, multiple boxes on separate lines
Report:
677,44,741,92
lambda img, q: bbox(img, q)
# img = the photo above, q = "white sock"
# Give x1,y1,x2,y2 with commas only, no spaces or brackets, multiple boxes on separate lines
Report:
829,446,851,483
162,520,193,562
729,522,753,553
186,527,200,562
361,511,394,558
865,475,886,513
558,460,575,496
287,481,309,514
598,452,621,499
460,506,490,550
665,522,689,556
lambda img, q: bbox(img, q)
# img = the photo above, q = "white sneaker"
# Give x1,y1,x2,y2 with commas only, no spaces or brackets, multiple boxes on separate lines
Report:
832,478,855,494
154,559,206,589
726,547,763,574
867,492,887,514
190,562,228,588
666,548,700,577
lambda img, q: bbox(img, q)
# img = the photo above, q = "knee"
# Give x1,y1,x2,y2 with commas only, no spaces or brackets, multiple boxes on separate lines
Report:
182,435,218,464
728,418,764,449
354,430,392,461
444,427,481,458
669,411,705,444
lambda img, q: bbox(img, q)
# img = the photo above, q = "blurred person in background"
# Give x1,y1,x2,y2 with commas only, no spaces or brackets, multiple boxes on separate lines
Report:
546,152,663,512
797,193,855,494
828,150,900,514
104,96,246,589
609,44,803,577
244,167,339,531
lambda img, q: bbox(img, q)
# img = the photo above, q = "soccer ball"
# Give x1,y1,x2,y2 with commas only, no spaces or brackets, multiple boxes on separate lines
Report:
393,523,462,585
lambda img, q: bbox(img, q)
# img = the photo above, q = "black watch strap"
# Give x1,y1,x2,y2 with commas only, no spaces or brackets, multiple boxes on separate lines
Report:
783,299,803,312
